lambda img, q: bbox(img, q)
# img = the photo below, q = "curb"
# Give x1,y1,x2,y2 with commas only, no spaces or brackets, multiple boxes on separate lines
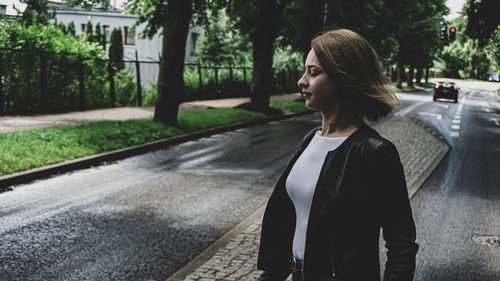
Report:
0,109,315,192
165,205,267,281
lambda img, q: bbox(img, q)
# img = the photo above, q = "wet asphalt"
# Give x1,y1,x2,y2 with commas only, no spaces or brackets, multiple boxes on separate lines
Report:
0,113,324,281
380,86,500,280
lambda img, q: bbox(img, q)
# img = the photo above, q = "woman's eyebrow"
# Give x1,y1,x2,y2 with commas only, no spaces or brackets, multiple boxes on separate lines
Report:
305,64,320,69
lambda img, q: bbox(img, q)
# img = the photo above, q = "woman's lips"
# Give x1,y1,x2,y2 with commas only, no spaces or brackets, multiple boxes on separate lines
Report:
302,92,312,98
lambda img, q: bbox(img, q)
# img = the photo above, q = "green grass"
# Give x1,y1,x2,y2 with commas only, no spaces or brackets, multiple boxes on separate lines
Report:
270,100,308,113
395,86,419,92
417,82,435,88
0,100,308,176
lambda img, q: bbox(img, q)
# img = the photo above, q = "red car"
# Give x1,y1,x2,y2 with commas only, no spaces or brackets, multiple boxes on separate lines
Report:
433,81,458,103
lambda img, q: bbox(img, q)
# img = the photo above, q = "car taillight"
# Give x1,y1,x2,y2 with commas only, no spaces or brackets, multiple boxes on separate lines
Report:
453,84,457,90
444,81,449,84
435,83,440,89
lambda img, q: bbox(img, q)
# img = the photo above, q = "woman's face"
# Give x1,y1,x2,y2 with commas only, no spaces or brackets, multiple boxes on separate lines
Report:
297,49,338,112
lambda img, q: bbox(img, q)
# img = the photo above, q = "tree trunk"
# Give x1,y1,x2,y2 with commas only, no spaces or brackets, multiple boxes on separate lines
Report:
425,66,429,83
407,65,414,87
396,62,404,89
300,0,326,60
154,0,192,124
415,67,423,85
249,0,286,112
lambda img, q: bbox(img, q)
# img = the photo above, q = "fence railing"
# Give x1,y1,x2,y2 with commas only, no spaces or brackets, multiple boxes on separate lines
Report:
0,47,300,115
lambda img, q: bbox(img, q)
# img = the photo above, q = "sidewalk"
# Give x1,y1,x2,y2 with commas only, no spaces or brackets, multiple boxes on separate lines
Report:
166,115,450,281
0,93,303,133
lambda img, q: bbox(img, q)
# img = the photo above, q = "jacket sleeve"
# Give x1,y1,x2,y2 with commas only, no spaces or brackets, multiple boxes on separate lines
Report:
370,142,419,281
257,270,291,281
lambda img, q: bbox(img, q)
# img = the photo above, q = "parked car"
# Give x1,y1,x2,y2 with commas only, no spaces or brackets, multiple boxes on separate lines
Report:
434,81,458,103
489,72,499,82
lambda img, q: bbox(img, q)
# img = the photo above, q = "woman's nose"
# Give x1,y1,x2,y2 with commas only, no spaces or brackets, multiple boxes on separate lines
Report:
297,73,307,89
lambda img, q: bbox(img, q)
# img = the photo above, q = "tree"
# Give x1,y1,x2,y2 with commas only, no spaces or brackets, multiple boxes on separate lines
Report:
228,0,289,113
280,0,326,61
67,21,76,37
86,20,95,42
382,0,448,88
123,0,223,125
109,27,124,70
464,0,500,46
20,0,54,26
95,22,104,45
199,11,231,65
488,27,500,70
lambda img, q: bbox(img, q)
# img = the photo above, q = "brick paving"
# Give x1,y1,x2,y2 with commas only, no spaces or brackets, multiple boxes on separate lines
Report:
177,115,449,281
0,93,302,133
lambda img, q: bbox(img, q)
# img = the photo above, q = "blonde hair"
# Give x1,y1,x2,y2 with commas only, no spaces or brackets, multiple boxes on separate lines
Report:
311,29,398,121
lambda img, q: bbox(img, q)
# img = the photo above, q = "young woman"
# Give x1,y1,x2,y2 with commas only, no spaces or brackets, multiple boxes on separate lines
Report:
256,29,419,281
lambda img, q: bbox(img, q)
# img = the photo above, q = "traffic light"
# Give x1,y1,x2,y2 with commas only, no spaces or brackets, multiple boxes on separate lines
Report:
449,26,456,41
441,28,448,41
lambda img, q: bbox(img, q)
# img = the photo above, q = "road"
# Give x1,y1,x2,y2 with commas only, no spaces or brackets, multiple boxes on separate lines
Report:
0,81,499,280
381,82,500,280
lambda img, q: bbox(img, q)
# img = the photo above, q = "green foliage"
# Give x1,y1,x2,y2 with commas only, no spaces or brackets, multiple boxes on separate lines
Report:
95,22,103,45
57,22,67,34
143,83,158,106
109,27,124,70
86,20,94,42
67,21,76,37
487,27,500,70
464,0,500,46
20,0,55,26
438,40,468,78
109,68,137,106
0,18,108,114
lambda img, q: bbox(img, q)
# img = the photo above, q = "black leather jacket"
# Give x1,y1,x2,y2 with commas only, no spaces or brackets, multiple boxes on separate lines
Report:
257,122,419,281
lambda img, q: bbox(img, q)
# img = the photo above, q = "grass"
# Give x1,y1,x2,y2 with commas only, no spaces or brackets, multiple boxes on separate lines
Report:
0,100,308,176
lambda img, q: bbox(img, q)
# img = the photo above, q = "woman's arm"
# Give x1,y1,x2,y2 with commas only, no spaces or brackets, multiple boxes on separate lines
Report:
370,142,419,281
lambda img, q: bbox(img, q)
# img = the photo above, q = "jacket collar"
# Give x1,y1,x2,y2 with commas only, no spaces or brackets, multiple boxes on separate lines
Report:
300,121,374,153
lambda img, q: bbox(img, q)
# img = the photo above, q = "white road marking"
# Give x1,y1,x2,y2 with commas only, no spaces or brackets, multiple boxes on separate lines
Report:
418,112,442,120
450,131,460,137
452,120,460,124
436,104,450,109
488,118,500,126
394,101,425,116
452,124,460,130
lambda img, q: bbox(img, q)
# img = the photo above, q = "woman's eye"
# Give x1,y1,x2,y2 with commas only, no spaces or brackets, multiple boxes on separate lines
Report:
311,72,318,77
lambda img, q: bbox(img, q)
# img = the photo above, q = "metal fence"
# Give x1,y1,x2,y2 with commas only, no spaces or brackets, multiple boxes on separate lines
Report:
0,47,301,115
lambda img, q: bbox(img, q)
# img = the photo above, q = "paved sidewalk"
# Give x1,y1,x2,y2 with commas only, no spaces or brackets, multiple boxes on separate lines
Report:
0,93,303,133
167,115,449,281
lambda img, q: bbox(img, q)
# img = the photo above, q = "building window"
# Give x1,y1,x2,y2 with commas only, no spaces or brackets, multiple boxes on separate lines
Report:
190,32,199,56
103,25,110,42
81,24,86,33
0,5,6,16
124,26,135,45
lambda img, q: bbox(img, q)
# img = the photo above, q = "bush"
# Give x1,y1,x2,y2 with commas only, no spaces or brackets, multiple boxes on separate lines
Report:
0,18,108,114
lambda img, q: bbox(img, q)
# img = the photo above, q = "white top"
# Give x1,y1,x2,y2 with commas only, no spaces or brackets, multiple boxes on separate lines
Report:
286,131,347,260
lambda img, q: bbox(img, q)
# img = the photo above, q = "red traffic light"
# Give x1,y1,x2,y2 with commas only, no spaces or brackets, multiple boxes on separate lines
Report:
450,27,456,33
